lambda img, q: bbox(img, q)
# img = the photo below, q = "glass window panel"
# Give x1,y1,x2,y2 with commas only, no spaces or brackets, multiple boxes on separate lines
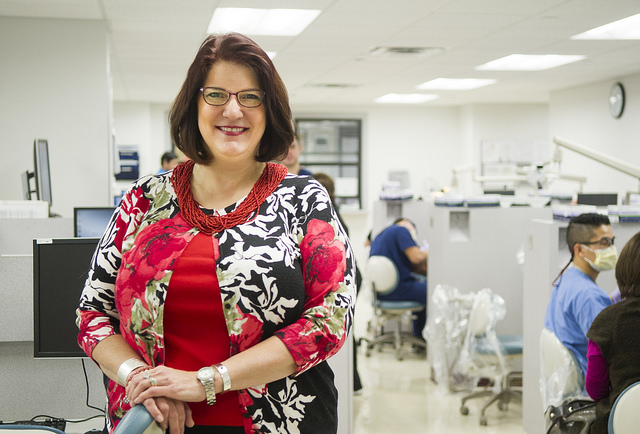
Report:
296,118,361,209
340,165,358,178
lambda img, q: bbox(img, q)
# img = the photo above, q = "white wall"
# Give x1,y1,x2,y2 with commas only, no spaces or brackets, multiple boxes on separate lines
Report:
0,17,111,218
112,102,171,177
457,103,550,196
549,73,640,197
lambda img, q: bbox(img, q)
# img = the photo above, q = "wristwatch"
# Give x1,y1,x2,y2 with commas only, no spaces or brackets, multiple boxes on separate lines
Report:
197,366,216,405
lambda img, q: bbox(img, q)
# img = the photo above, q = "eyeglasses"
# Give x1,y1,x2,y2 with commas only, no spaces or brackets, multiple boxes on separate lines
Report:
200,87,264,108
581,237,615,247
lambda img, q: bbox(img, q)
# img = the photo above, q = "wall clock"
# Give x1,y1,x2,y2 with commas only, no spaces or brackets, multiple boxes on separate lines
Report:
609,82,625,118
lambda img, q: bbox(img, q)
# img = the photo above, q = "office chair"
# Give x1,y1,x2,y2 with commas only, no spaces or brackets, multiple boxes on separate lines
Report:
608,381,640,434
113,405,163,434
458,288,523,426
363,255,427,361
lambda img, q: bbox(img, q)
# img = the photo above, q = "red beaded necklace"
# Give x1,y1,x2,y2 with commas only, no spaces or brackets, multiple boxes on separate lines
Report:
172,159,288,235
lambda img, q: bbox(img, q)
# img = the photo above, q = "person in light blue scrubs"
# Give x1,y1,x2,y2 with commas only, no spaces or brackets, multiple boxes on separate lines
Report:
544,213,617,376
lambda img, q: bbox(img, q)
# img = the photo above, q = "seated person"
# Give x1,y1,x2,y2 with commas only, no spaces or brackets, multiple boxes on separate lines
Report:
369,217,427,337
156,151,179,174
544,213,616,377
586,230,640,433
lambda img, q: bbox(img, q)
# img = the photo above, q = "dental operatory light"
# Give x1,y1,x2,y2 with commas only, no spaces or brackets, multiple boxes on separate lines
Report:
417,78,497,90
475,54,585,71
208,8,321,36
571,13,640,40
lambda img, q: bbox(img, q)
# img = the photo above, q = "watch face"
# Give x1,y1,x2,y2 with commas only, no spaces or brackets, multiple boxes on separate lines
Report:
197,367,214,381
609,82,625,118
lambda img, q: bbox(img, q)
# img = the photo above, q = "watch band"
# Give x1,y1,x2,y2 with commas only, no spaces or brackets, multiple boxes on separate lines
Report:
202,376,216,405
117,358,147,386
214,363,231,393
197,367,216,406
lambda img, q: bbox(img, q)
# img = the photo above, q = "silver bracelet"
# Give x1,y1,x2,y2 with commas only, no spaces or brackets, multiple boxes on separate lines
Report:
117,358,147,386
214,363,231,393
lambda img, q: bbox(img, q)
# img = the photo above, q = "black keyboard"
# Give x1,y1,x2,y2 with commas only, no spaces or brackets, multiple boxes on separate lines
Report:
1,418,67,431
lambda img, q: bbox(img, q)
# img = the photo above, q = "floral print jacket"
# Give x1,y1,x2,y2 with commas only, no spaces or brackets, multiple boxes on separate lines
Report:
76,170,357,433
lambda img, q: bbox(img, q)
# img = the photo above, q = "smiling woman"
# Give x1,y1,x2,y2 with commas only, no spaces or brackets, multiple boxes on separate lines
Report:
77,32,357,434
194,60,266,176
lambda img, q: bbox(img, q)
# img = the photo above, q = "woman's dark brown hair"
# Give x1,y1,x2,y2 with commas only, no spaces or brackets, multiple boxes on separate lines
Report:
169,33,294,164
615,230,640,298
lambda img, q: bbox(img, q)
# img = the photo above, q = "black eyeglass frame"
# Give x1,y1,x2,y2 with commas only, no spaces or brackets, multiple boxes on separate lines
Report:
199,87,265,108
580,237,615,247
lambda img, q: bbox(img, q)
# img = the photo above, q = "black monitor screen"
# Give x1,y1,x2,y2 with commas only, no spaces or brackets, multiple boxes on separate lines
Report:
576,193,618,206
74,207,116,238
33,238,99,358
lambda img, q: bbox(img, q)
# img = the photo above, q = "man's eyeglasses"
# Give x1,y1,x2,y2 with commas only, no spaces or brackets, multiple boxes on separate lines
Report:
200,87,264,108
581,237,615,247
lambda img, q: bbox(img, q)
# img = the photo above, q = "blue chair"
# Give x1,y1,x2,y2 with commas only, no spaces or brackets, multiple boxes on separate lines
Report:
608,380,640,433
113,405,163,434
363,255,426,361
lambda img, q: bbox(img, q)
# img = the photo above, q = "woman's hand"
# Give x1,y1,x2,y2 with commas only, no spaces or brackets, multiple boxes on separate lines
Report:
128,365,206,405
141,397,194,434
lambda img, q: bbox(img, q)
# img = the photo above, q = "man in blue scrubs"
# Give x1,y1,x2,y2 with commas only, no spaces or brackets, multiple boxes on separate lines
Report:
544,213,617,376
370,218,428,337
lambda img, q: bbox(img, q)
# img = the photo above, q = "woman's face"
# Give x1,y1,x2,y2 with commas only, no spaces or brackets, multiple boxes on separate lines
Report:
198,61,266,165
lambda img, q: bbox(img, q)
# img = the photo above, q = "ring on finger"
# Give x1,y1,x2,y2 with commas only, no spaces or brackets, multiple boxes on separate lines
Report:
149,376,157,387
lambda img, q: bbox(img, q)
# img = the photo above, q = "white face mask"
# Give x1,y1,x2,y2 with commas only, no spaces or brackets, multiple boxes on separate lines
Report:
582,245,618,272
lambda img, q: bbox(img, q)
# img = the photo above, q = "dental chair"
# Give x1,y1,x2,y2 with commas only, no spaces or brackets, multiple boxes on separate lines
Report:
540,328,594,434
458,288,523,426
363,255,427,361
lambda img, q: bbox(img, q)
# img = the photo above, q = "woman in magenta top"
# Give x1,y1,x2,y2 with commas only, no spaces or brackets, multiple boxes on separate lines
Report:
76,33,356,434
586,230,640,433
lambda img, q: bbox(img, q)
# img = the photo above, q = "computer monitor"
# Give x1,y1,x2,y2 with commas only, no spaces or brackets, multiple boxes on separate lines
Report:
576,193,618,206
74,207,116,238
34,138,53,206
22,139,53,209
33,237,99,358
483,189,515,196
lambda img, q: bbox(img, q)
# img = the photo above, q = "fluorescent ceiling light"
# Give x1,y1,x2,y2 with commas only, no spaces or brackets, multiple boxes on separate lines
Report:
375,93,438,104
572,13,640,40
417,78,496,90
475,54,585,71
208,8,321,36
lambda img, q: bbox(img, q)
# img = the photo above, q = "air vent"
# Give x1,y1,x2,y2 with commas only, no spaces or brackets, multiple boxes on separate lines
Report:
369,46,445,57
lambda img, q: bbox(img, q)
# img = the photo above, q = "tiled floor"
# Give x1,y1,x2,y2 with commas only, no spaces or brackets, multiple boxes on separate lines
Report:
352,287,526,434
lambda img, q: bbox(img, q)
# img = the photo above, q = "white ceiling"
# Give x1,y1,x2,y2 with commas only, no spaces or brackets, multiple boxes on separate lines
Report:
2,0,640,108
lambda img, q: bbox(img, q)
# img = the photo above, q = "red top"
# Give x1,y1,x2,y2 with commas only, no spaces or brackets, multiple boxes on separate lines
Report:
164,232,243,426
